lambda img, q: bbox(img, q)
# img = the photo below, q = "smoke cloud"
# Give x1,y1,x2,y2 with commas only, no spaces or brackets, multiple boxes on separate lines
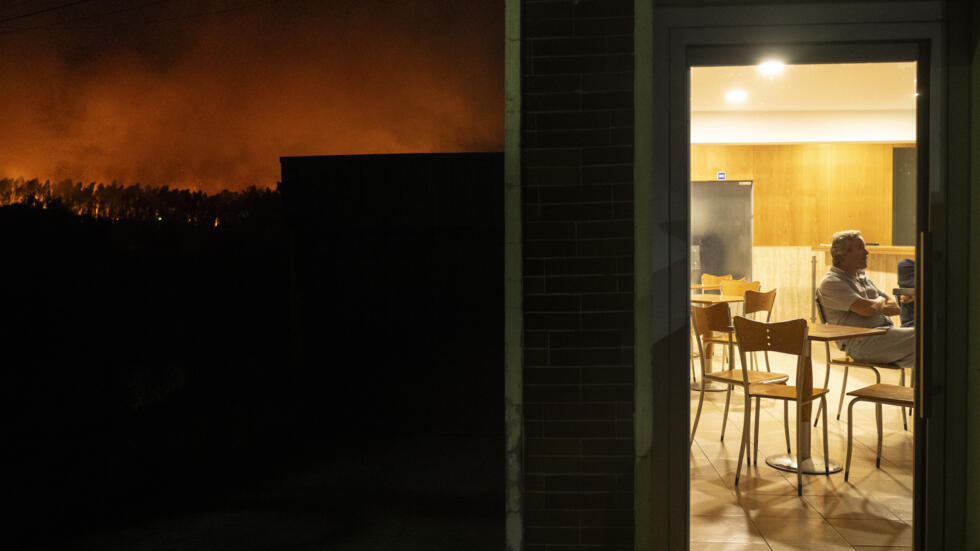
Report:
0,0,502,193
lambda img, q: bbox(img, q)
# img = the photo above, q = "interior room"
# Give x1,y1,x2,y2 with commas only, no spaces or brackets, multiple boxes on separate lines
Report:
688,61,917,549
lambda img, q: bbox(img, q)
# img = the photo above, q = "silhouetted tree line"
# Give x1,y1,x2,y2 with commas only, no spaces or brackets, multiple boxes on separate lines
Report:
0,177,280,227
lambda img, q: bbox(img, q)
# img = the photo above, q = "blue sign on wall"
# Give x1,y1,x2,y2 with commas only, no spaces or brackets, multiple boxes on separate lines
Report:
717,171,726,180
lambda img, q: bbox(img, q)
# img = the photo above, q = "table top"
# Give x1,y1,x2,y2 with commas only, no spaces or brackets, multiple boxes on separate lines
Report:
807,323,887,342
690,294,745,304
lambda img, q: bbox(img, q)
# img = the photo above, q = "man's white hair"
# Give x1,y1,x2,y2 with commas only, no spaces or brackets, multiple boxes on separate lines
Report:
830,230,863,268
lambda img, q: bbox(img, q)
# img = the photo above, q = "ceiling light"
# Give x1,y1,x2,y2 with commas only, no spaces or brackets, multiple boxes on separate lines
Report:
725,89,748,103
757,60,785,77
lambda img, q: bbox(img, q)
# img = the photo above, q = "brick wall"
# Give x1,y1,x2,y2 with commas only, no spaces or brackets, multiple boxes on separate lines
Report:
521,1,635,548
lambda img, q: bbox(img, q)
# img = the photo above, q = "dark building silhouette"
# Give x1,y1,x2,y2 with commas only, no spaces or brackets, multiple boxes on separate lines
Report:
280,152,504,435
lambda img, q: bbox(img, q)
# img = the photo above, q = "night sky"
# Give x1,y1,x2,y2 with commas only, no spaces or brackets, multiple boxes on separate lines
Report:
0,0,503,194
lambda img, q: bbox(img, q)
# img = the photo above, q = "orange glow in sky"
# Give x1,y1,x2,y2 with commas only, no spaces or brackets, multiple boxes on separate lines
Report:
0,1,502,194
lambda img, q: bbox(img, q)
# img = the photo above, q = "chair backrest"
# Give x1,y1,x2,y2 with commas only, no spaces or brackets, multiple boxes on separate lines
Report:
690,301,732,338
691,302,733,378
720,279,761,297
733,315,811,397
814,291,829,324
732,316,809,356
744,288,777,320
700,273,734,287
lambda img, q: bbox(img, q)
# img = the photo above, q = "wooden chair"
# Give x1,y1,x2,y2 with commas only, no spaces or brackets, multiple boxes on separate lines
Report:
744,288,777,323
735,316,831,495
844,383,914,481
691,273,734,378
690,302,790,448
704,281,764,371
719,278,761,299
700,272,734,290
813,292,909,431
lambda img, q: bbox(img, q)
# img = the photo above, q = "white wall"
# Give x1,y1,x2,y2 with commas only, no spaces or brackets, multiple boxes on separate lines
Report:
692,110,915,143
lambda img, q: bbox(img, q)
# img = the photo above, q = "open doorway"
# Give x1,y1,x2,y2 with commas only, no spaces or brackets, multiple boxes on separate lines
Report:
687,60,919,547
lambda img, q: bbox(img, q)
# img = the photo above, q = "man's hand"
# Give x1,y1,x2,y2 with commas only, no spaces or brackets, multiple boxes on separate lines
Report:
849,296,901,317
880,296,901,316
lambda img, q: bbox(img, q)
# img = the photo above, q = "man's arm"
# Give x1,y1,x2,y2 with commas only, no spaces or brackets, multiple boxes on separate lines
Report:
849,295,901,317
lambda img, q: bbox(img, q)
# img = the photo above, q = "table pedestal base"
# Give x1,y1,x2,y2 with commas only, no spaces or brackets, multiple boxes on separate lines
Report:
690,380,729,392
765,454,843,475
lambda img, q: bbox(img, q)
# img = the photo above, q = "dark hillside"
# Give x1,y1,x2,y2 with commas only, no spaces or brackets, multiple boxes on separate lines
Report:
1,154,504,547
1,199,293,540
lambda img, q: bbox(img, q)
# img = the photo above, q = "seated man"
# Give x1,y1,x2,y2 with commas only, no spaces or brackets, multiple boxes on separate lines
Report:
818,230,915,369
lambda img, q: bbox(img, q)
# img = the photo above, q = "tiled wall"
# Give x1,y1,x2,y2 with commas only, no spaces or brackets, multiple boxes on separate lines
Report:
521,1,635,548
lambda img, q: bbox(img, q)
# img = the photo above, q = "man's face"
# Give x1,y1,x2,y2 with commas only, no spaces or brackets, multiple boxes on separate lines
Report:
840,236,869,273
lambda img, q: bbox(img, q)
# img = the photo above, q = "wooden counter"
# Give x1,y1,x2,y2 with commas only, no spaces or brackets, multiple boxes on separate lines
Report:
812,244,914,257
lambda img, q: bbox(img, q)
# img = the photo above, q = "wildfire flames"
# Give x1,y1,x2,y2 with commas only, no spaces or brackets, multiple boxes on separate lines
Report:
0,1,502,194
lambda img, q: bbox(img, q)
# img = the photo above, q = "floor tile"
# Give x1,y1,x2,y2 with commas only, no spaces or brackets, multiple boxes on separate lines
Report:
691,491,747,517
692,476,736,496
752,517,851,550
691,542,772,550
873,494,913,524
725,471,799,496
827,517,912,547
804,494,901,520
736,494,822,520
690,515,766,544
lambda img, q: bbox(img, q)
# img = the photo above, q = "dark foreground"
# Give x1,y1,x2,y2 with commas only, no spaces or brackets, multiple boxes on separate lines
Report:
2,191,504,549
15,433,501,550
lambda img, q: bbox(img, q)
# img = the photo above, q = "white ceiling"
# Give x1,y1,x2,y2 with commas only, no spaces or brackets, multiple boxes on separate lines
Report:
691,62,917,112
690,61,918,143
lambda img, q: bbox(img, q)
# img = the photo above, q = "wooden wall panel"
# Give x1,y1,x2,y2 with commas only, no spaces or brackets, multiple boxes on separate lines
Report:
751,144,830,247
828,143,894,246
690,145,755,181
691,143,912,247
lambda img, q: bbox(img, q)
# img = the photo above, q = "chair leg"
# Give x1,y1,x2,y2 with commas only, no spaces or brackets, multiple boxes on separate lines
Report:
753,396,761,466
845,397,858,481
901,368,908,431
821,396,830,477
783,401,791,453
720,385,732,442
735,391,751,486
875,402,883,469
836,366,850,420
907,367,914,420
795,401,803,496
815,354,832,427
691,386,706,445
690,330,697,383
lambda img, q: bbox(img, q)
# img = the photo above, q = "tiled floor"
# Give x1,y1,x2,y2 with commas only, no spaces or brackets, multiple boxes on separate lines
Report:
690,345,914,550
